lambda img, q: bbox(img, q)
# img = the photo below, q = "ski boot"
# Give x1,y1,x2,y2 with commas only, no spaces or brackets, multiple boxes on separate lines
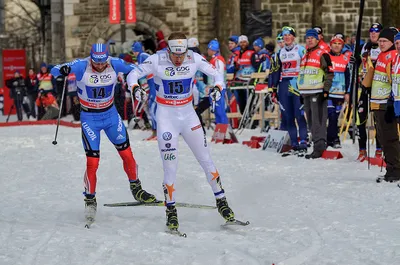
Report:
332,139,342,149
84,194,97,227
356,149,367,162
216,197,235,222
130,180,157,203
375,149,383,159
166,205,179,229
297,142,308,157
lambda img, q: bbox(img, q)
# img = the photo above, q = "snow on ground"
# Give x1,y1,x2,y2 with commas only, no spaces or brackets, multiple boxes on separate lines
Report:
0,123,400,265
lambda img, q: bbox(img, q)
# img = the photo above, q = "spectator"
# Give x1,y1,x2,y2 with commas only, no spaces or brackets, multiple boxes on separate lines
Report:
363,28,399,182
156,30,168,51
37,62,56,119
6,71,32,121
298,29,334,159
36,90,59,120
234,35,256,113
252,37,270,72
25,68,38,120
227,35,240,74
313,26,330,52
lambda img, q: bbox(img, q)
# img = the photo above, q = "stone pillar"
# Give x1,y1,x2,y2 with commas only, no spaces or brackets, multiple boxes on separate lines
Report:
197,0,217,51
312,0,323,28
217,0,240,58
381,0,400,27
51,0,65,63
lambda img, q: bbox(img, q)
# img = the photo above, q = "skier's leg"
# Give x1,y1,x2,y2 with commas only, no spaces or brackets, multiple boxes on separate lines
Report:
104,107,156,202
180,108,234,221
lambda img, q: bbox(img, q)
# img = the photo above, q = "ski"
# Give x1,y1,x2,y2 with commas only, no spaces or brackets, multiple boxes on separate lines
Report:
103,200,217,209
222,219,250,226
166,228,187,238
281,150,306,158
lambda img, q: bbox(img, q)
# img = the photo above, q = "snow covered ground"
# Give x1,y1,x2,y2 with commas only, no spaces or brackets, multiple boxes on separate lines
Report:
0,121,400,265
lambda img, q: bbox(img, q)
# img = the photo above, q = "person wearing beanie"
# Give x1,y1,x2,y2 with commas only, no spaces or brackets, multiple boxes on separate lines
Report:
297,28,334,159
276,33,285,50
206,39,228,125
313,26,330,52
131,41,158,140
268,26,308,154
268,33,287,130
234,34,256,114
227,35,240,74
37,62,56,120
326,33,352,149
362,28,400,182
353,22,384,161
252,37,270,73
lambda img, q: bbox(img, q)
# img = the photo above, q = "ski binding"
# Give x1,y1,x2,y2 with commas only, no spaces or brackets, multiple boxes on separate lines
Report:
166,228,187,238
223,219,250,226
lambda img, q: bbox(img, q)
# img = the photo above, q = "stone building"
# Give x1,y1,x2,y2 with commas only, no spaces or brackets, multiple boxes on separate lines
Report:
61,0,382,63
1,0,384,63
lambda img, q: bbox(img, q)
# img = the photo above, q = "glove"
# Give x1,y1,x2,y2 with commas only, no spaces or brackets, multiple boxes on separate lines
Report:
133,85,147,102
385,104,395,123
60,65,71,76
209,86,222,102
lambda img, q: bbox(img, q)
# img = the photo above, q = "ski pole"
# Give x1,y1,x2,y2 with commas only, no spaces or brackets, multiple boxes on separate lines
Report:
52,77,68,145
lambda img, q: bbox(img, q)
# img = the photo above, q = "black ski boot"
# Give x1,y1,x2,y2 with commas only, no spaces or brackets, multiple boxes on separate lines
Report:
216,197,235,221
166,205,179,230
130,180,156,203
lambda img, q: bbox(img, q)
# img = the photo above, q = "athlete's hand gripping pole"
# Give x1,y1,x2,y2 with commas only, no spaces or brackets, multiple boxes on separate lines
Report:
210,86,222,112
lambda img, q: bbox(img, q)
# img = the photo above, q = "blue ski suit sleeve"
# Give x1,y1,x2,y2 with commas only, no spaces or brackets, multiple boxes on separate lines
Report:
51,59,88,81
110,58,137,74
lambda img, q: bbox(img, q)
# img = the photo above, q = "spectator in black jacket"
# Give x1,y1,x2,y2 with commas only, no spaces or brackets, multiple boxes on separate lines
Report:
6,71,32,121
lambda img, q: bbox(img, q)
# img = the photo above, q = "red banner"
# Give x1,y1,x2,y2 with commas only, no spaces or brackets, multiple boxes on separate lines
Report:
125,0,136,24
109,0,120,24
2,49,26,115
2,49,26,86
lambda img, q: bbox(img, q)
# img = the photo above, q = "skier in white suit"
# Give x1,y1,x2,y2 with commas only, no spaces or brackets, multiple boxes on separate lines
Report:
127,32,236,231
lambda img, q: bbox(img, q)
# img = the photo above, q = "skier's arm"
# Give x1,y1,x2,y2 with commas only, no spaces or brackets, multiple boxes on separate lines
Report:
196,53,224,91
127,55,157,89
51,59,87,81
111,58,137,74
268,51,282,90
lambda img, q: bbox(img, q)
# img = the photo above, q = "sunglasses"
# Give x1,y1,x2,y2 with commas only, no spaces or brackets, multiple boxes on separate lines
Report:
369,28,381,33
282,26,295,32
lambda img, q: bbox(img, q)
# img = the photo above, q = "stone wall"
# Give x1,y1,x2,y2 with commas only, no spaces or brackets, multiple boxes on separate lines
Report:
261,0,382,43
64,0,198,60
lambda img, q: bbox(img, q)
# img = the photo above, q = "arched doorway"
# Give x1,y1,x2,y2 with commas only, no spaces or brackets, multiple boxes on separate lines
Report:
83,12,171,56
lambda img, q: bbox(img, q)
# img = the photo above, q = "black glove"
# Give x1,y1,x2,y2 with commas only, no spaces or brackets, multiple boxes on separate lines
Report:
60,65,71,76
385,105,395,123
